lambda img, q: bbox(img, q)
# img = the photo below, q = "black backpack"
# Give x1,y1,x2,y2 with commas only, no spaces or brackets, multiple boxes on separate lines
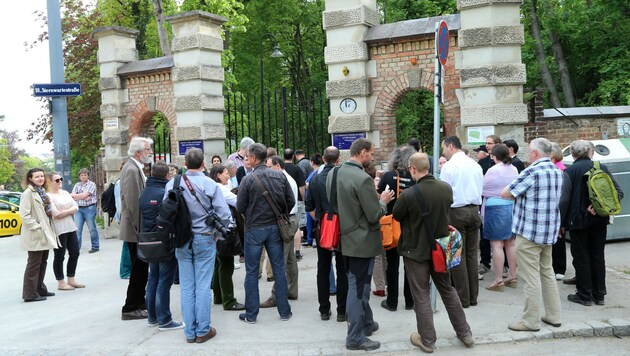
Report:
101,179,118,222
155,175,194,249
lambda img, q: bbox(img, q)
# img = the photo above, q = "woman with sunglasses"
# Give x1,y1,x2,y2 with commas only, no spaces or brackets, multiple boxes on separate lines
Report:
46,172,84,291
19,168,59,302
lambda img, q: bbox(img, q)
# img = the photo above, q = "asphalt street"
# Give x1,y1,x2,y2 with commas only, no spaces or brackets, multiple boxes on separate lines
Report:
0,226,629,355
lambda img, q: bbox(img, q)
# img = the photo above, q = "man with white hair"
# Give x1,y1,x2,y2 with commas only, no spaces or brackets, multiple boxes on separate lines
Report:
559,140,623,306
120,136,153,320
501,138,563,332
227,137,255,171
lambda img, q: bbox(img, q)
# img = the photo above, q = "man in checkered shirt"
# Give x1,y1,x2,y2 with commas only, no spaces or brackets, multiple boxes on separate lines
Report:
500,138,563,332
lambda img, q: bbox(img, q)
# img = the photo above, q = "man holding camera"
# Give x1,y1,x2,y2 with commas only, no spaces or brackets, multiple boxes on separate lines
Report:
164,148,232,343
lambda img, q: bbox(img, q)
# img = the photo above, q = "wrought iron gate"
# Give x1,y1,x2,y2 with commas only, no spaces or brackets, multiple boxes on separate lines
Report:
225,87,330,158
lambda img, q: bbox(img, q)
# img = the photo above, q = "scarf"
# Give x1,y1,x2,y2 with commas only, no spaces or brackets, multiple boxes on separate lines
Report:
35,186,53,217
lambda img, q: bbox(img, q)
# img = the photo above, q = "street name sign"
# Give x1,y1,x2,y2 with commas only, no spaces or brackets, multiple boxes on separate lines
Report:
33,83,82,97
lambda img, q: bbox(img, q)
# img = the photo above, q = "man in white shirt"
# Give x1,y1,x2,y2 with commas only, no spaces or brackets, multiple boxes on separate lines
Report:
259,155,299,308
440,136,483,308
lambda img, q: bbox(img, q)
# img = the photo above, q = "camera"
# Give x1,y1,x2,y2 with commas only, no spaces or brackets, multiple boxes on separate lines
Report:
205,212,237,239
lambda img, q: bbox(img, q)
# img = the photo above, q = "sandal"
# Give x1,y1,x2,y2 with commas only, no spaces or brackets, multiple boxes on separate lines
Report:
58,283,75,291
505,278,517,288
67,281,85,288
485,281,505,292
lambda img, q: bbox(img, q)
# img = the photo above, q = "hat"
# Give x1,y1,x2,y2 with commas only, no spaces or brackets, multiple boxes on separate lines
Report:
473,145,488,153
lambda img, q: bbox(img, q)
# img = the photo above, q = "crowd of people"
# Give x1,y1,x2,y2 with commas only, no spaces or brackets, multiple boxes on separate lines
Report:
17,133,623,352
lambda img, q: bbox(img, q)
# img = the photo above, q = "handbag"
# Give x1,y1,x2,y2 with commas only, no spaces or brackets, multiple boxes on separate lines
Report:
412,185,462,273
380,170,401,250
251,173,295,243
216,205,244,256
137,230,174,263
319,167,340,250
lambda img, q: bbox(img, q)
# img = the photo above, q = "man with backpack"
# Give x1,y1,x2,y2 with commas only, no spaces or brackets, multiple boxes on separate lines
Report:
559,140,624,306
163,148,231,343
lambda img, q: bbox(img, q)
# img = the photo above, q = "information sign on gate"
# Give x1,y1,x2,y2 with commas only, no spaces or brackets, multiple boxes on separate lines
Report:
437,21,449,66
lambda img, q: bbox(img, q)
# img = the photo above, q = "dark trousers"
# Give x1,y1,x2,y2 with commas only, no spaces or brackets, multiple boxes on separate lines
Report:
316,244,347,315
385,248,413,308
53,231,80,280
213,254,237,309
122,242,149,312
23,250,50,300
344,256,377,347
404,257,471,348
449,205,481,307
552,234,567,275
570,224,607,301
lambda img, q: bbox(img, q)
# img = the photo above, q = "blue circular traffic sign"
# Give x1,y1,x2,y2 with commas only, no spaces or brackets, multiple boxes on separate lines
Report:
437,21,449,66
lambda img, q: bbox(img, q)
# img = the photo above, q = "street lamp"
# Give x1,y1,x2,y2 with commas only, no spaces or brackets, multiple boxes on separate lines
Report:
259,33,283,145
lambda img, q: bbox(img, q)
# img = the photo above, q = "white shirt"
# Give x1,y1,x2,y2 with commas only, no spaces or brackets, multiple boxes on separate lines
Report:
440,151,483,207
130,157,147,182
218,183,237,208
283,170,298,215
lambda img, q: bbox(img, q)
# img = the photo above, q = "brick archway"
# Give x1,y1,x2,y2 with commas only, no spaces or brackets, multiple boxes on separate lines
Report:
128,96,176,138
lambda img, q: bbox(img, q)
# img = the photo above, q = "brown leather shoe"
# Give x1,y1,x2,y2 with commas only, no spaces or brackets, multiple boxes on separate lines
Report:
195,327,217,343
260,297,276,308
563,277,576,285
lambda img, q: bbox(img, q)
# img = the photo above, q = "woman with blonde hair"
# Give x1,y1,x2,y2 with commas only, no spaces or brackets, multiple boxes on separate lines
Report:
46,172,84,290
19,168,59,302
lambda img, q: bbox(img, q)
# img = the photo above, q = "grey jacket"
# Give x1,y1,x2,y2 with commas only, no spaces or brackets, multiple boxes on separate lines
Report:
327,160,386,258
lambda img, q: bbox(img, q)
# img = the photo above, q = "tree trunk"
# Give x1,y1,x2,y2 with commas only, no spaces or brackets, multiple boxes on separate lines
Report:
550,31,576,107
528,0,562,107
152,0,171,57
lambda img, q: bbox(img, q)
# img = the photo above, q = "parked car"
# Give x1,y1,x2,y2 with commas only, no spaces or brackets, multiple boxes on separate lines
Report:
0,200,22,237
0,191,21,206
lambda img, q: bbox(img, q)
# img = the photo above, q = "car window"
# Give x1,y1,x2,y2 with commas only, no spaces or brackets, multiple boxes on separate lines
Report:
0,202,11,211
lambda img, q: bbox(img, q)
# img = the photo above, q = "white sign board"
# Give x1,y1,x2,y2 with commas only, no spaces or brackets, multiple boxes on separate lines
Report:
104,118,119,130
467,126,495,145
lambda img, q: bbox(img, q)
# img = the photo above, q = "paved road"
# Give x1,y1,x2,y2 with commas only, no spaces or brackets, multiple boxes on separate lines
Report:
0,228,629,355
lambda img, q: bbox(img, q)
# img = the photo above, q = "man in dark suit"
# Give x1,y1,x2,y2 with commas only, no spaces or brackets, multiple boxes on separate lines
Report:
120,136,153,320
504,139,525,173
474,145,492,175
327,138,393,351
393,152,474,352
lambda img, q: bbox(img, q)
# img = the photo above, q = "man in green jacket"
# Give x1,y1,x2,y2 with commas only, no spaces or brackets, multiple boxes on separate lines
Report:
327,138,393,351
393,153,474,353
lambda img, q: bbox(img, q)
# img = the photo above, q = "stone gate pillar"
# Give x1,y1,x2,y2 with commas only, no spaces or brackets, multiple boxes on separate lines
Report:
92,26,140,182
167,11,227,164
456,0,528,148
323,0,379,158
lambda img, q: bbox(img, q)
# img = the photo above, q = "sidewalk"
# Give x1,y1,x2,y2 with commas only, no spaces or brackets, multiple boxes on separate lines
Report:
0,228,629,355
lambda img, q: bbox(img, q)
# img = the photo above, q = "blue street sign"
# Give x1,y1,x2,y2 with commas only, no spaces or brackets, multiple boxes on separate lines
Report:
437,21,449,66
332,132,367,150
178,140,204,155
33,83,82,97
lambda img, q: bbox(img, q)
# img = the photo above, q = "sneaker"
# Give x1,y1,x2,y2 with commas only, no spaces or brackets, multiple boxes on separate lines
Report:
363,322,379,336
147,320,159,327
295,251,303,261
88,249,99,254
347,338,380,351
280,312,292,321
555,273,565,281
508,320,540,332
478,264,490,275
159,320,184,331
239,313,256,324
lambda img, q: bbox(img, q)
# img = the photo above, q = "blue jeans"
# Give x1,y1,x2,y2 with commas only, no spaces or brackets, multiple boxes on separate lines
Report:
244,225,291,320
75,204,99,250
176,234,216,339
146,257,177,325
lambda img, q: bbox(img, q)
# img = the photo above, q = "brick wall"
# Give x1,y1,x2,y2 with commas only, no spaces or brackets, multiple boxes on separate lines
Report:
124,70,177,155
369,35,460,161
524,118,619,149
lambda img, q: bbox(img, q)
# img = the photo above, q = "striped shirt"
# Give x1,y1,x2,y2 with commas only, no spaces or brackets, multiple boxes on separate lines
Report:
72,180,97,207
507,157,563,245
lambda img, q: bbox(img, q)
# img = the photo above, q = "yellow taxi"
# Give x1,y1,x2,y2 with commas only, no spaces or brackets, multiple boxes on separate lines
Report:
0,191,22,237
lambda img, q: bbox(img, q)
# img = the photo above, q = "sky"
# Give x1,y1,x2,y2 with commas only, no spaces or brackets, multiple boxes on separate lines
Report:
0,1,58,157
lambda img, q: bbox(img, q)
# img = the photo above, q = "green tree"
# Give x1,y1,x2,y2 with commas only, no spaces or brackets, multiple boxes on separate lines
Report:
377,0,456,23
0,138,14,187
395,91,442,155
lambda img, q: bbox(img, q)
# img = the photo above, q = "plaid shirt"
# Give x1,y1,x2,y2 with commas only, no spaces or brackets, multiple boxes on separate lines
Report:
508,157,563,245
72,180,97,207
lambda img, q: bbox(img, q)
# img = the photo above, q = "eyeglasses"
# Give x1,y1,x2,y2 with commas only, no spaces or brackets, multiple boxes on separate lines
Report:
55,178,63,183
485,142,494,145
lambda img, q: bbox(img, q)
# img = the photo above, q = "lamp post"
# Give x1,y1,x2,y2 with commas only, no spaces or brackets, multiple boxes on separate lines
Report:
259,33,283,145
